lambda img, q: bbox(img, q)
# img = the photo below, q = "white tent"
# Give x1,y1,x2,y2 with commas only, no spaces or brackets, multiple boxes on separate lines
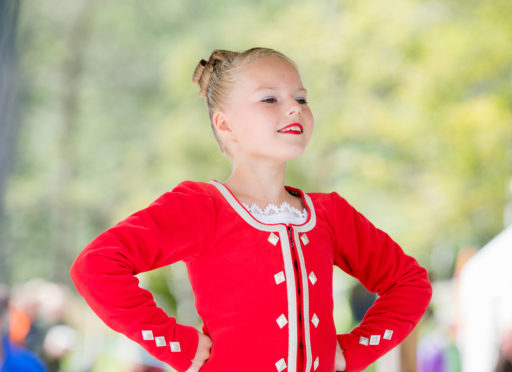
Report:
457,225,512,372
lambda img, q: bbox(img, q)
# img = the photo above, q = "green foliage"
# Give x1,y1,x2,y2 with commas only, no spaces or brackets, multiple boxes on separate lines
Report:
4,0,512,287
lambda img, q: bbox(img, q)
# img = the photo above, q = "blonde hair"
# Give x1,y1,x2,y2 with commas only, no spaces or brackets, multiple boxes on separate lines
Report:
192,47,297,155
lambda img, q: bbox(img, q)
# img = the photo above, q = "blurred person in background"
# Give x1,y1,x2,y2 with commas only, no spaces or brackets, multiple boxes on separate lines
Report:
417,270,461,372
495,329,512,372
7,280,76,372
11,280,48,357
0,283,48,372
416,306,461,372
42,323,76,372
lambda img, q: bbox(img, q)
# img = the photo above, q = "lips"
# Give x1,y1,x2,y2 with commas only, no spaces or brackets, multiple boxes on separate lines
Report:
277,123,303,134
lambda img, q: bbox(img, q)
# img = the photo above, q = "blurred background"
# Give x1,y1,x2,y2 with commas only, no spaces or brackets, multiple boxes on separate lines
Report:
1,0,511,371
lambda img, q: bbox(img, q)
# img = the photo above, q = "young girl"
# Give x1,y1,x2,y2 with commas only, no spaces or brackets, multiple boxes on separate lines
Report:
70,47,432,372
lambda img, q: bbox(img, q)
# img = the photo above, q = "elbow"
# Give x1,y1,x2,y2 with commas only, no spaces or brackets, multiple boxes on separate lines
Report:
70,231,120,290
403,261,433,310
69,251,87,292
411,264,433,312
425,268,433,304
70,248,99,294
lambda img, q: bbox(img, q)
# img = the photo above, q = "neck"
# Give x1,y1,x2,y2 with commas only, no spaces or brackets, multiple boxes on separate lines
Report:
222,157,291,207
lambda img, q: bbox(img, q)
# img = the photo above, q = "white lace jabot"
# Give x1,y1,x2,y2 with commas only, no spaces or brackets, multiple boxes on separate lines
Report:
241,201,308,225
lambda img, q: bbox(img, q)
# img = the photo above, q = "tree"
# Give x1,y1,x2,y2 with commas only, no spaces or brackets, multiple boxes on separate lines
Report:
0,0,20,283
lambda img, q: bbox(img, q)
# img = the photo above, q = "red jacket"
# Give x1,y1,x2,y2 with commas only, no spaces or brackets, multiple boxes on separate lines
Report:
70,179,432,372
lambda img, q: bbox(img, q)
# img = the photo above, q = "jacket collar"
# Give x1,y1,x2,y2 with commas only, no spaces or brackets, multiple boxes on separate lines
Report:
209,179,316,232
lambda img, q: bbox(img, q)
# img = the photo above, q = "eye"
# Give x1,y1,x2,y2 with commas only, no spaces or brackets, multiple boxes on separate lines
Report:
262,97,277,104
297,97,308,104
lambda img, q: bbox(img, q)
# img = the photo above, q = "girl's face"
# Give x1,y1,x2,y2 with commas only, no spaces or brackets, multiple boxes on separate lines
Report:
215,55,314,163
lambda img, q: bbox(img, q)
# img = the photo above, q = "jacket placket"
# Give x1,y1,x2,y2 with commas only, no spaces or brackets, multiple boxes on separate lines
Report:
286,224,305,371
210,180,319,372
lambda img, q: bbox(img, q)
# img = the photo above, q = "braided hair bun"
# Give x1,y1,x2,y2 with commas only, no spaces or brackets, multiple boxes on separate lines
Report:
192,50,232,98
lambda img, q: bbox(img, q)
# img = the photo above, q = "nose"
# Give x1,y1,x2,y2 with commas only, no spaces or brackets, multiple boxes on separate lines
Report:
287,97,302,116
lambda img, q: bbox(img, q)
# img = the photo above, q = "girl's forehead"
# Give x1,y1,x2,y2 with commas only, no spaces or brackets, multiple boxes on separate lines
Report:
237,57,303,89
241,56,297,75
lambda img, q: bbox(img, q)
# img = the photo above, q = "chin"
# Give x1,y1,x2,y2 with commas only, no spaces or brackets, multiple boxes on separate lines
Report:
251,145,308,162
279,147,307,161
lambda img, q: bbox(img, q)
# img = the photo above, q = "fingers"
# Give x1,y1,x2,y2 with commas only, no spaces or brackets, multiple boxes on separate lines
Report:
196,333,213,363
334,339,346,371
186,332,213,372
185,365,197,372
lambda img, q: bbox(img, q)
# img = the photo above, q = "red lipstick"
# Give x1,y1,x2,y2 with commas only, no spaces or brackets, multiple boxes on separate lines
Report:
277,123,303,134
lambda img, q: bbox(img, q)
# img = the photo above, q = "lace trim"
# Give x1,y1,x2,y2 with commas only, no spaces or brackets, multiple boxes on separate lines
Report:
241,201,308,219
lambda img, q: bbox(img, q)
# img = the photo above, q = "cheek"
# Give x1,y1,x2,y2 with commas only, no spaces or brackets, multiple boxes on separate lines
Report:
304,109,315,127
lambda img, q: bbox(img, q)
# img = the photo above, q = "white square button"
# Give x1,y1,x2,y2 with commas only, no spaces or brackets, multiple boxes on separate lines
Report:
141,330,154,340
275,358,287,371
300,234,309,245
309,271,317,285
313,356,319,370
268,232,279,245
384,329,393,340
274,271,286,285
359,336,369,346
276,314,288,328
170,341,181,352
311,313,319,328
370,335,381,345
155,336,166,347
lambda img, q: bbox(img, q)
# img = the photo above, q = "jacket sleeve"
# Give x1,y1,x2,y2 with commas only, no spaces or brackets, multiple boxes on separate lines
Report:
70,181,216,372
330,191,432,372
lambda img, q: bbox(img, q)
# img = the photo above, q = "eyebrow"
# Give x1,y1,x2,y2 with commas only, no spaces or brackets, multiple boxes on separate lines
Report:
253,86,308,94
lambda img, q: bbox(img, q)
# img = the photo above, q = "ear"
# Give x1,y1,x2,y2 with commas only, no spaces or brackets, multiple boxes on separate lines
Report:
213,110,234,138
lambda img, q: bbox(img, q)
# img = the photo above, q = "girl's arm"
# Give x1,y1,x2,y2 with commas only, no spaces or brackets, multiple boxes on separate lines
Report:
330,192,432,372
70,181,216,372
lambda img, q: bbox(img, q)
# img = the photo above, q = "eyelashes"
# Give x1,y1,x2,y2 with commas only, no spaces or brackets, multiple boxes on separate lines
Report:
261,97,308,104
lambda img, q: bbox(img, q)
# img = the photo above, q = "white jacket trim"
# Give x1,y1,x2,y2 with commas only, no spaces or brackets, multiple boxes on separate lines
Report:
209,180,317,372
